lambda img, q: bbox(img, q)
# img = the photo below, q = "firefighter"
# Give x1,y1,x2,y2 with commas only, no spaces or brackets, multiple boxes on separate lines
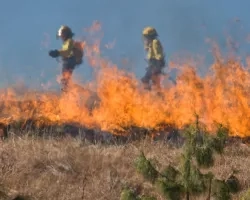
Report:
141,26,166,91
49,25,82,93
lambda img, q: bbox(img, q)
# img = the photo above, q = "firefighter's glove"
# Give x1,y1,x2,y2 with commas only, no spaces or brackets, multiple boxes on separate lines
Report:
49,50,60,58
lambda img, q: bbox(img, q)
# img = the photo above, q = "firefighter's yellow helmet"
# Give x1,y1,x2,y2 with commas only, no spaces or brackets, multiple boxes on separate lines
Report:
57,25,74,39
142,26,158,37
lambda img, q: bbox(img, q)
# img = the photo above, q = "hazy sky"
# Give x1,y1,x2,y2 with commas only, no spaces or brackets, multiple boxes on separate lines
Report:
0,0,250,89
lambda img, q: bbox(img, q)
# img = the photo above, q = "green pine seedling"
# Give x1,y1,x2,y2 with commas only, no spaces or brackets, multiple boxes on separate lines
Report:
134,152,158,183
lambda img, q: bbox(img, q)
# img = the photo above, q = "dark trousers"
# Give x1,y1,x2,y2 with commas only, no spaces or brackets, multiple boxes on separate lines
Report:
141,59,165,90
61,57,77,92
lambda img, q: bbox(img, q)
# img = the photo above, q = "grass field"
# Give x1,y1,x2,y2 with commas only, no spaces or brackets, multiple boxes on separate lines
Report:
0,134,249,200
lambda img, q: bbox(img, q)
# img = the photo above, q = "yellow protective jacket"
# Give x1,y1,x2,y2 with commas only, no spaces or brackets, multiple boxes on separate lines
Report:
58,38,74,59
145,39,164,61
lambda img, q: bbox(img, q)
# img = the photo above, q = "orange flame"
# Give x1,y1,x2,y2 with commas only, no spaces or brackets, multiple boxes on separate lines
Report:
0,22,250,138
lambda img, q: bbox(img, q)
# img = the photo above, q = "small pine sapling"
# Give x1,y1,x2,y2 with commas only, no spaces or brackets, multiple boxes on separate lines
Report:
124,116,241,200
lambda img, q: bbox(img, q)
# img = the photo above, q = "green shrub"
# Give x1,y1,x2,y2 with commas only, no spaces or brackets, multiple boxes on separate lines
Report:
162,165,179,182
155,177,183,200
123,119,241,200
120,188,138,200
212,179,231,200
134,153,158,183
140,196,157,200
226,175,240,193
240,189,250,200
195,144,214,168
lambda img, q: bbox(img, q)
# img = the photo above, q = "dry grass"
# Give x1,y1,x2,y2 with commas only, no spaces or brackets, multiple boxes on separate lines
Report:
0,135,249,200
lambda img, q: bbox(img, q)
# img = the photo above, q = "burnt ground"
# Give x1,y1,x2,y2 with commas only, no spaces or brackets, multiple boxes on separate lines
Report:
1,119,250,147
